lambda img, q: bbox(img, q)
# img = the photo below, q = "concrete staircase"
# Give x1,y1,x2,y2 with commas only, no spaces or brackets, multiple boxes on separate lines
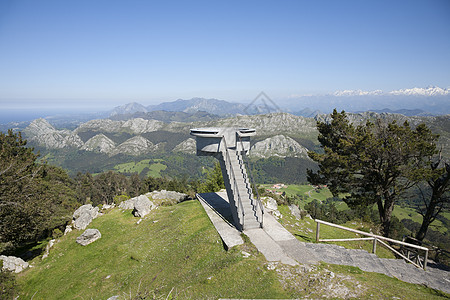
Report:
223,149,262,230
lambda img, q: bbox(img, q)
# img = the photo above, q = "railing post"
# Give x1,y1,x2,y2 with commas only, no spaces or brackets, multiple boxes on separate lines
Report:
372,238,377,254
424,249,428,271
316,221,320,242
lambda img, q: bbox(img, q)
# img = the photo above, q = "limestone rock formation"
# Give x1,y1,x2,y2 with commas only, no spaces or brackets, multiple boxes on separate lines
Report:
24,118,84,149
0,255,29,273
262,196,281,218
121,118,164,134
81,134,116,154
132,195,156,217
118,198,135,210
289,204,302,219
76,229,101,246
119,195,156,217
111,136,159,156
250,135,309,159
173,138,196,154
76,119,123,133
72,204,99,230
147,190,189,206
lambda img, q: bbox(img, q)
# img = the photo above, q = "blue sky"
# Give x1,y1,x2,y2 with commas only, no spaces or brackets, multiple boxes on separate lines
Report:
0,0,449,110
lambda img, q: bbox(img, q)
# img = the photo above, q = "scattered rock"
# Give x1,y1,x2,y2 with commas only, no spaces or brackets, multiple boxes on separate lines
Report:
133,195,156,217
102,204,115,210
64,224,73,235
262,197,282,218
0,255,29,273
76,229,102,246
288,204,302,219
107,296,120,300
73,204,99,230
265,262,278,270
241,251,251,258
42,239,56,260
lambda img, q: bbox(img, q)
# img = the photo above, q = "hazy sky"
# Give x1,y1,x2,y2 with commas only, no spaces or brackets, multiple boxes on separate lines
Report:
0,0,449,110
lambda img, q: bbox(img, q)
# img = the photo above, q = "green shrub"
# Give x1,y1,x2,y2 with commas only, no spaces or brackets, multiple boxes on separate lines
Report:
0,265,17,299
52,228,63,239
113,194,130,205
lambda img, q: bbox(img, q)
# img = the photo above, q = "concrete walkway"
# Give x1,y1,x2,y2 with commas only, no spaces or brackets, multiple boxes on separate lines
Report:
197,192,450,294
198,192,318,265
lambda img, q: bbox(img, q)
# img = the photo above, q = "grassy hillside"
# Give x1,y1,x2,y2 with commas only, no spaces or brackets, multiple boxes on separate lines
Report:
16,200,449,299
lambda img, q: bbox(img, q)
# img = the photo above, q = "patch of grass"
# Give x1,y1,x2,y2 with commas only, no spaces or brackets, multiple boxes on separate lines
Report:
277,205,396,259
17,201,286,299
113,159,167,177
261,184,336,209
146,162,167,178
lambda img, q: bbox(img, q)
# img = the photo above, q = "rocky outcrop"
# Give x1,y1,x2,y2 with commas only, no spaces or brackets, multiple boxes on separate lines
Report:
250,135,309,159
121,118,164,134
76,229,101,246
173,138,196,154
289,204,302,219
111,136,160,156
73,204,99,230
197,112,317,135
24,118,56,136
119,195,156,217
0,255,29,273
80,134,116,154
24,118,84,149
262,196,281,218
132,195,156,217
147,190,189,206
76,119,123,133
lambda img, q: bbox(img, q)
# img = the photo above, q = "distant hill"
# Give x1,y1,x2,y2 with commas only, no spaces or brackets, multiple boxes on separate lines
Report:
355,108,433,117
109,110,222,122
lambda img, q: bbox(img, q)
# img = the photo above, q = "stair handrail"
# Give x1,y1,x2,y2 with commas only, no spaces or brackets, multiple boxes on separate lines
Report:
315,219,429,270
221,136,245,229
237,135,264,227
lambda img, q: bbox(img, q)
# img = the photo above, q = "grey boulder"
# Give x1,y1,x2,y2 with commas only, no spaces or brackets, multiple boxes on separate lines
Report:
76,229,101,246
132,195,156,217
73,204,99,230
0,255,29,273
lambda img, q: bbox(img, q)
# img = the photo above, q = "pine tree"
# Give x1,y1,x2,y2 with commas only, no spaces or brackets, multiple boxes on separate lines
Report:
308,110,439,237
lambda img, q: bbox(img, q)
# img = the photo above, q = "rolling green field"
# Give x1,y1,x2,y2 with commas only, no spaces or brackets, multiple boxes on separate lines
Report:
113,159,167,177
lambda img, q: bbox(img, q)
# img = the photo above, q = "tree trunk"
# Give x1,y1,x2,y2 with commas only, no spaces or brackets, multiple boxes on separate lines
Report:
380,196,395,237
416,194,438,241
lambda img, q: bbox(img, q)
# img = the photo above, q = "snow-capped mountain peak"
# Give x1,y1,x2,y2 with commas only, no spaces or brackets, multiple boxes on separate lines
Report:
333,89,383,96
389,86,450,96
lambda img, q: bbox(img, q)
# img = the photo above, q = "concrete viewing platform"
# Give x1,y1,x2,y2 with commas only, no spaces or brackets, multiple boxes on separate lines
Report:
197,191,318,265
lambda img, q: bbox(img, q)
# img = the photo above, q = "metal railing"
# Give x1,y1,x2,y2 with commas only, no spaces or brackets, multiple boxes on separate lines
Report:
315,219,429,270
221,136,245,229
237,136,264,227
